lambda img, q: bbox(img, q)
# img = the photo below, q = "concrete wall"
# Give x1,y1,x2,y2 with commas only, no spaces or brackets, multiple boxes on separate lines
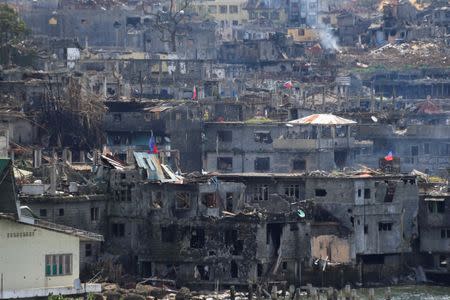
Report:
0,218,80,291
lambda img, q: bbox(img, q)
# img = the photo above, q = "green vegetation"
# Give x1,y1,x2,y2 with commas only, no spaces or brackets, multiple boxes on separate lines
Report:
0,4,28,66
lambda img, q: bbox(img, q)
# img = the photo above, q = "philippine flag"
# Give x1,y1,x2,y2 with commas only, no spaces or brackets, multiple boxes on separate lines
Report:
384,151,393,161
283,80,293,89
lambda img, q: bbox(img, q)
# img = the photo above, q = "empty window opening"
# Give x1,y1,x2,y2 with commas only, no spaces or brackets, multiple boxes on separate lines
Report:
201,193,217,208
151,191,163,209
141,261,152,277
175,192,190,209
217,130,232,142
217,157,233,172
266,223,283,257
112,223,125,237
113,113,122,122
334,150,347,169
253,184,269,201
255,157,270,172
384,182,396,202
225,229,243,255
315,189,327,197
195,265,210,280
378,222,393,231
428,201,445,213
282,262,288,270
364,224,368,234
190,228,205,248
85,243,92,257
257,263,263,277
364,188,371,199
358,189,362,197
411,145,419,156
161,225,177,243
230,261,238,278
254,131,272,144
292,159,306,171
58,208,64,216
226,192,233,211
40,209,47,217
91,207,99,221
440,229,450,239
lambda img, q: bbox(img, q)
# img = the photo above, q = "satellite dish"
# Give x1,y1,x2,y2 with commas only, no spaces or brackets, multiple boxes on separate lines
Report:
297,209,306,218
371,116,378,123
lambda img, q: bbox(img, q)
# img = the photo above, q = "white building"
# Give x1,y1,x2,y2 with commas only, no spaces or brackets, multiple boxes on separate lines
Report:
0,158,103,299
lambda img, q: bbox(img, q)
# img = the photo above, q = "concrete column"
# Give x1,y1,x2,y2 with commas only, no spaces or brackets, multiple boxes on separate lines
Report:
126,147,134,165
49,154,57,195
33,148,42,168
79,150,85,163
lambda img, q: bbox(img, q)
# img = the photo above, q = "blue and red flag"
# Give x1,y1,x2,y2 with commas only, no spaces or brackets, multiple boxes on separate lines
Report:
148,136,158,154
384,151,393,161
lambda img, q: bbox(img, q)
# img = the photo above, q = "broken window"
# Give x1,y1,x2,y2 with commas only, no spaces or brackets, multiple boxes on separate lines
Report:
190,228,205,248
219,5,227,13
253,184,269,201
428,201,445,213
112,223,125,237
229,5,238,13
378,222,393,232
284,184,300,200
411,146,419,156
161,225,177,243
254,157,270,172
201,193,217,208
175,192,191,209
217,130,232,142
364,188,371,199
90,207,99,221
315,189,327,197
217,157,233,172
254,131,272,144
292,159,306,171
151,191,163,209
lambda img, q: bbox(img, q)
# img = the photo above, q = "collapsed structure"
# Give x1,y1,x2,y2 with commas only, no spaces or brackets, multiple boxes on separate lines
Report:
2,0,450,295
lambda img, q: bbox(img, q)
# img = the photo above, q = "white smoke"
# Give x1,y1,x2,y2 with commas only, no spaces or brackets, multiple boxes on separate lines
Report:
317,22,340,53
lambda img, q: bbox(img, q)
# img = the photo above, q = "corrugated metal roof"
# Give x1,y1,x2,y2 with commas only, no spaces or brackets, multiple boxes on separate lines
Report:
289,114,357,125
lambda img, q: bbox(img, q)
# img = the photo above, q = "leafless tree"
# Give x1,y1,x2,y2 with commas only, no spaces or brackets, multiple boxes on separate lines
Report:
152,0,191,52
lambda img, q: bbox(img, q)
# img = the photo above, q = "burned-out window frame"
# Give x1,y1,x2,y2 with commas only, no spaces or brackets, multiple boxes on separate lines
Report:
217,157,233,172
201,193,218,208
253,184,269,201
284,184,300,200
175,191,191,209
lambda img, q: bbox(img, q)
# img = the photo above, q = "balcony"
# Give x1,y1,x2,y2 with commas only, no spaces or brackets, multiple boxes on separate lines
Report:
273,137,354,151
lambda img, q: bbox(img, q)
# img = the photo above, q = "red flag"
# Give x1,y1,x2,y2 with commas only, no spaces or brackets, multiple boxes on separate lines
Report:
153,144,158,154
192,86,197,100
283,80,293,89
